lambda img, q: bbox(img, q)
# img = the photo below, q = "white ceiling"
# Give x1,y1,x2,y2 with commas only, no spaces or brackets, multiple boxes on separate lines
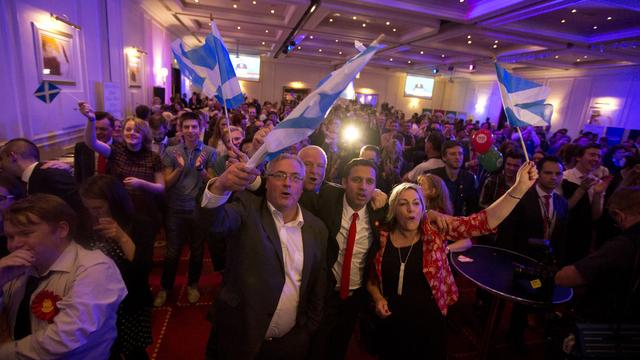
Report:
141,0,640,76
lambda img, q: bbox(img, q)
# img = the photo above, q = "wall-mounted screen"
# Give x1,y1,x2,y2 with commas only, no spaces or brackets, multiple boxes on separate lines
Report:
404,74,434,99
230,54,261,81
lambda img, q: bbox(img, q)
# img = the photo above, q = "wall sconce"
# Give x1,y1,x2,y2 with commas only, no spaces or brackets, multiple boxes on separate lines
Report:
160,67,169,85
50,13,81,30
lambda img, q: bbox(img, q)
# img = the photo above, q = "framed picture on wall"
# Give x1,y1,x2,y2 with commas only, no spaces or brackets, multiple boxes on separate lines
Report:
32,23,77,84
126,50,143,87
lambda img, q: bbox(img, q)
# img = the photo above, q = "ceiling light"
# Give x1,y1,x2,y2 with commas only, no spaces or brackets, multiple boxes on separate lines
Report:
593,26,598,29
571,9,577,13
329,18,334,22
335,39,339,42
297,46,301,49
561,19,566,23
233,4,238,8
494,40,499,43
362,23,366,27
270,9,275,14
339,51,343,55
318,49,322,52
261,41,265,45
576,58,581,61
583,55,588,58
352,16,357,20
441,54,445,58
194,0,199,3
492,44,498,48
467,40,472,44
407,60,412,64
252,1,256,4
392,28,397,32
607,16,612,20
386,21,390,25
554,55,559,59
469,64,476,71
460,0,465,2
309,35,314,39
334,13,341,16
467,35,471,39
310,4,316,13
420,50,424,54
265,29,269,33
389,58,393,61
237,26,241,30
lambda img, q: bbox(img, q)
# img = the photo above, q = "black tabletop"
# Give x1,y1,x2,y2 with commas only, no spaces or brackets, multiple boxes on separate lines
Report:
450,245,573,306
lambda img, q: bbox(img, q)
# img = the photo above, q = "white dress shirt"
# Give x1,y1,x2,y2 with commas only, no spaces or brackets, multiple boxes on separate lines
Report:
332,196,372,291
200,183,305,338
0,242,127,360
405,158,445,181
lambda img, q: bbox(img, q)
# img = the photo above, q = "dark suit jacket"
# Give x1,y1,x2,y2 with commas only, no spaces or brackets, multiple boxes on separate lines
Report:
28,163,90,238
73,142,96,185
496,186,569,265
300,182,386,290
202,191,328,360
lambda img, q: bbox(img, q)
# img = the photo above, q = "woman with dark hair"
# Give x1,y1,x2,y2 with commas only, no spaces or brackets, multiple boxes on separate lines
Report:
0,175,26,257
80,175,154,359
602,144,628,175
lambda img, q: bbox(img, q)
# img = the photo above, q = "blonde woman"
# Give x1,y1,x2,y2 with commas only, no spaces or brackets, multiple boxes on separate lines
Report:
367,162,538,359
417,173,471,253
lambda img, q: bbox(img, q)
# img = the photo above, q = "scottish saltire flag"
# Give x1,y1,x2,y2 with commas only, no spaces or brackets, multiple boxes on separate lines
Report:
171,21,244,109
495,63,553,127
34,81,61,104
247,41,383,167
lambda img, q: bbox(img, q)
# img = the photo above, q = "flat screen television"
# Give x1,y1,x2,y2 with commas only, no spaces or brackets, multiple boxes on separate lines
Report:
404,74,434,99
230,54,261,81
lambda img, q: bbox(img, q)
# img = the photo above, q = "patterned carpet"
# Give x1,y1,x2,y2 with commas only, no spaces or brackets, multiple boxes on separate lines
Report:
146,242,547,360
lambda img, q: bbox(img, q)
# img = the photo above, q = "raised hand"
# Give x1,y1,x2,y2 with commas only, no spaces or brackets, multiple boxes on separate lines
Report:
0,249,34,288
173,151,186,168
195,152,207,169
78,102,95,120
370,188,388,210
593,175,613,194
513,161,539,195
213,162,260,194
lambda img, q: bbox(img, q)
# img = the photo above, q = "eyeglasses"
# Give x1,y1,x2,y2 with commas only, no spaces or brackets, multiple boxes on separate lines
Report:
267,172,304,183
0,195,15,202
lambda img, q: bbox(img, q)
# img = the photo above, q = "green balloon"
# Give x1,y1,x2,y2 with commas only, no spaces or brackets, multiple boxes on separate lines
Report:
478,146,504,172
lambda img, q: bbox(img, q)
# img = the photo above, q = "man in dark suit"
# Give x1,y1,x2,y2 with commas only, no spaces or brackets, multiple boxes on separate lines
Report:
73,111,115,184
496,155,569,347
201,153,328,360
304,158,386,360
0,138,89,239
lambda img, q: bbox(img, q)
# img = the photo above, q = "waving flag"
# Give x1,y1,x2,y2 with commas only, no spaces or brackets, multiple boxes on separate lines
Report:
247,39,384,167
171,21,244,109
495,63,553,127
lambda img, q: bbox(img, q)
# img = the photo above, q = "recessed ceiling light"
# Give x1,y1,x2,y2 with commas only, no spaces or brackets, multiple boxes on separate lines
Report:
554,55,559,59
252,1,256,4
339,51,343,55
593,26,598,29
492,44,498,48
571,9,577,13
392,28,397,32
561,19,566,23
467,40,472,44
362,23,366,27
576,58,581,61
420,50,424,54
441,54,445,58
386,21,390,25
352,16,357,20
583,55,588,58
335,39,339,42
334,13,341,17
309,35,314,39
194,0,199,3
265,29,269,33
494,40,499,43
270,9,275,14
318,49,322,52
407,60,412,64
460,0,465,2
329,18,334,22
389,58,393,61
607,16,612,20
233,4,237,9
261,41,265,45
237,26,241,30
297,46,301,50
467,35,471,39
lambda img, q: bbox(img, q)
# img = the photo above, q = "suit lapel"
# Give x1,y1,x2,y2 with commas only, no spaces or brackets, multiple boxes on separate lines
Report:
260,202,284,270
299,220,315,297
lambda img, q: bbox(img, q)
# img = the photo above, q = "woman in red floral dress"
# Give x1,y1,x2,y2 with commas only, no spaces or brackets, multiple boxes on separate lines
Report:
367,161,538,359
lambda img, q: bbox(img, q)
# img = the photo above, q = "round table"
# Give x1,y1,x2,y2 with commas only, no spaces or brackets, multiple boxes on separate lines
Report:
450,245,573,359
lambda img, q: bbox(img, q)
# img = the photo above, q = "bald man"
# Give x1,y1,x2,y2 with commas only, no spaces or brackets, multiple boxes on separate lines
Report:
298,145,328,194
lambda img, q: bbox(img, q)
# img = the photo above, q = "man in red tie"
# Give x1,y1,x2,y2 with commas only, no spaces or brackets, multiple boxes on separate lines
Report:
306,158,385,360
73,111,115,184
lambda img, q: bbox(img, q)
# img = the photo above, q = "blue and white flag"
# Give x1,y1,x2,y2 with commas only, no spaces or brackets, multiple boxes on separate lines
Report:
34,81,61,104
495,63,553,127
171,21,244,109
247,41,383,167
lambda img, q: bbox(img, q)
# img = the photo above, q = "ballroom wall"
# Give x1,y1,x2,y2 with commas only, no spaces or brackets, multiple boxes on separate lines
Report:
0,0,174,156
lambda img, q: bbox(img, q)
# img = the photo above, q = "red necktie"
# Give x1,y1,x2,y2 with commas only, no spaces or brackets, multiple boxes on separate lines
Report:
97,154,107,174
340,212,359,300
543,194,551,239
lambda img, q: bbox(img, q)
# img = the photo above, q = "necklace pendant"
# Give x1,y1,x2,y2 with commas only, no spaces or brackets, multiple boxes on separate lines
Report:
397,263,405,295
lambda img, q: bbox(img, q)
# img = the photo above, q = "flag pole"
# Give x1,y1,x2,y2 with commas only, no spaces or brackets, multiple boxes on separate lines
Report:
516,127,530,162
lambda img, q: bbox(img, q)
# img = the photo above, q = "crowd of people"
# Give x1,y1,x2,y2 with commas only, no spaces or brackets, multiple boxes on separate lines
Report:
0,90,638,359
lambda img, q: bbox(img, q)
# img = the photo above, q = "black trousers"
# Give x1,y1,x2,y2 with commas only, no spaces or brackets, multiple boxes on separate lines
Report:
308,288,365,360
205,324,309,360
